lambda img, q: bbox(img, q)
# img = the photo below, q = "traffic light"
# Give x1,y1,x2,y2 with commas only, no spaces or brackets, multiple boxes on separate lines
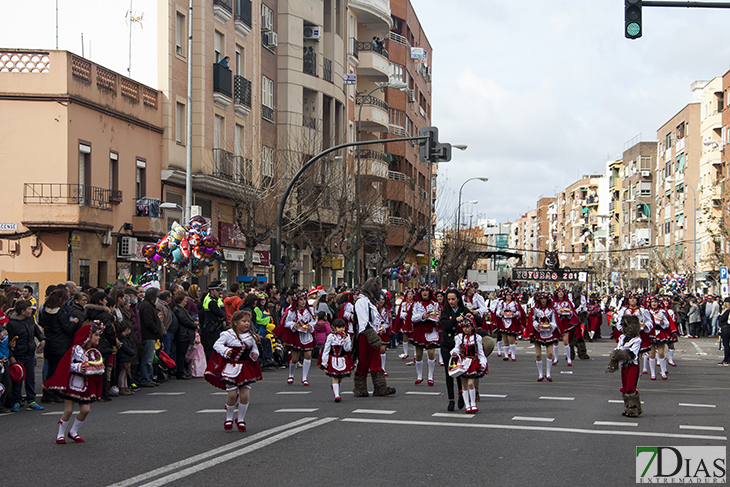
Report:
625,0,642,39
431,256,438,269
419,126,452,163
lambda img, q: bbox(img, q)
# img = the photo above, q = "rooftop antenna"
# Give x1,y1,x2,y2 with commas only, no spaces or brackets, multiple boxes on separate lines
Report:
125,0,144,77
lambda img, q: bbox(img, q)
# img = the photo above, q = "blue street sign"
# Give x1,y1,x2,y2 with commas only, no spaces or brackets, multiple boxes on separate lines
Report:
720,266,728,280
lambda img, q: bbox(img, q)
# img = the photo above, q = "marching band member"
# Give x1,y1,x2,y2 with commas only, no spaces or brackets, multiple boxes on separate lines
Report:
553,287,579,366
278,292,317,386
647,296,672,380
319,318,353,402
411,286,442,386
397,289,415,360
495,289,524,361
529,293,561,382
450,315,487,413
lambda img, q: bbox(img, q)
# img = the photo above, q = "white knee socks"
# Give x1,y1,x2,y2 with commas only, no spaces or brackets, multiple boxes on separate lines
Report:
565,344,572,363
643,354,649,373
438,349,444,365
497,341,503,356
302,359,311,381
225,404,235,422
668,349,675,364
57,419,69,439
510,344,517,360
69,418,84,437
468,388,476,407
546,358,553,378
332,383,340,398
649,358,657,378
553,347,559,363
427,359,436,381
237,403,248,422
288,362,296,379
462,390,471,409
381,353,387,372
659,358,667,376
416,360,423,380
403,342,409,356
536,360,543,379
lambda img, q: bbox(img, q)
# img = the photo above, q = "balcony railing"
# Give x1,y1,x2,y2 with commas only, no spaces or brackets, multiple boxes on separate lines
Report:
110,189,123,204
234,75,252,108
389,216,408,226
136,197,160,217
356,93,388,111
262,105,274,122
388,170,413,185
234,156,253,186
234,0,252,27
303,49,316,76
213,63,232,98
302,115,317,129
213,0,232,14
361,149,389,163
355,41,389,59
23,183,114,210
323,57,332,82
213,148,235,181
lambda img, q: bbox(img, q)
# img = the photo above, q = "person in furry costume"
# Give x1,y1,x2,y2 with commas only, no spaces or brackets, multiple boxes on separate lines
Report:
352,278,396,397
605,315,642,417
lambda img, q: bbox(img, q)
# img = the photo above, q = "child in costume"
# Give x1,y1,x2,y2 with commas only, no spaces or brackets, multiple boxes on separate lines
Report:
605,315,643,417
376,292,391,376
44,321,106,444
205,310,262,432
186,330,207,378
450,316,487,413
319,319,353,402
529,292,561,382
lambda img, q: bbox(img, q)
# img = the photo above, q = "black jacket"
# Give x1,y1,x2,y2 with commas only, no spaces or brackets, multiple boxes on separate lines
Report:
7,310,45,361
68,301,86,326
85,304,117,356
38,305,78,360
173,303,197,343
439,304,472,350
139,299,163,341
116,333,137,363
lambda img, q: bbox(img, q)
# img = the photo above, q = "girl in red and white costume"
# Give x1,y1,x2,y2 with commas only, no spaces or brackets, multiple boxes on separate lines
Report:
376,292,391,376
616,294,653,375
279,292,317,386
662,297,679,366
645,297,672,380
411,286,441,386
337,292,357,340
529,293,561,381
205,310,262,432
495,290,525,361
45,321,105,444
434,290,446,366
491,292,504,356
463,282,488,329
397,289,415,360
319,318,353,402
450,316,487,413
553,287,579,366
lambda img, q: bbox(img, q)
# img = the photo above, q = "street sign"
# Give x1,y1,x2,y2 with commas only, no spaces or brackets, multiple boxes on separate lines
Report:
722,283,729,298
343,74,356,85
720,266,728,281
0,223,18,231
512,268,590,283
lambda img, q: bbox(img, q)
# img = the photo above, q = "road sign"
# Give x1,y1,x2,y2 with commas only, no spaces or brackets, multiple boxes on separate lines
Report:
722,283,729,298
720,266,728,281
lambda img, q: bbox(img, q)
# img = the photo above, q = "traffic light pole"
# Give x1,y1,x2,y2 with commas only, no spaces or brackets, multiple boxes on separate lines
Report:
273,135,430,288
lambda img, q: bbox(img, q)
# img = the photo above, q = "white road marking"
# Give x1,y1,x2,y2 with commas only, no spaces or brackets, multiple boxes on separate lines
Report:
432,412,475,419
678,403,716,408
352,409,396,415
275,408,319,413
512,416,555,422
341,418,727,441
42,411,79,416
601,353,610,357
147,392,186,396
275,391,312,395
560,371,573,374
405,391,441,396
196,409,225,414
479,394,507,398
119,410,167,414
691,341,704,354
608,399,644,404
593,421,638,427
681,358,701,361
341,391,373,395
119,418,336,487
539,396,575,401
210,392,228,395
680,425,725,432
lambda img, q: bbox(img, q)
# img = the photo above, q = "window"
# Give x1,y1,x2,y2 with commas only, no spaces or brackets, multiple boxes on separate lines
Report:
235,124,243,157
665,132,672,149
677,153,685,172
676,122,685,139
136,159,147,199
664,219,671,234
348,66,354,98
639,181,651,196
639,155,651,171
109,152,118,191
235,46,243,76
175,102,186,144
261,3,274,31
79,143,91,205
215,31,224,62
214,115,224,148
261,75,274,108
389,63,405,83
261,145,274,177
176,12,186,56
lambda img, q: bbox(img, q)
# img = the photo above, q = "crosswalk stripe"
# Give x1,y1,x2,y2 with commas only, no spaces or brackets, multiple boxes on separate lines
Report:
119,410,167,414
679,425,725,432
275,391,312,395
539,396,574,401
147,392,186,396
352,409,396,415
275,408,319,413
512,416,555,422
432,412,475,419
678,403,716,408
594,421,638,427
405,391,441,396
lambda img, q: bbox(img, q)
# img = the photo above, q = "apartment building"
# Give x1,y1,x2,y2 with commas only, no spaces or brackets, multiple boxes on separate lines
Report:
607,159,623,251
724,70,730,268
655,95,701,289
555,175,603,269
535,197,556,254
0,50,162,292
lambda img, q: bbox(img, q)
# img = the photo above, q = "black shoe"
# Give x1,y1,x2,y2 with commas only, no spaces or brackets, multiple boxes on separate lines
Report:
447,400,455,412
457,393,465,410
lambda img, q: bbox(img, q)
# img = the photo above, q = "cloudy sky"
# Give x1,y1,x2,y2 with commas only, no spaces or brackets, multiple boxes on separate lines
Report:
2,1,730,226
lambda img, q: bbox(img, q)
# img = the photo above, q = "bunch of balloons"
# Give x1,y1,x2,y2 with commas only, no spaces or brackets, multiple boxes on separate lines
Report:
384,263,419,283
660,273,687,294
142,216,223,281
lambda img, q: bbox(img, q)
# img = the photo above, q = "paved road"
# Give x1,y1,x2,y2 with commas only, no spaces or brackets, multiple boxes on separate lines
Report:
2,329,727,487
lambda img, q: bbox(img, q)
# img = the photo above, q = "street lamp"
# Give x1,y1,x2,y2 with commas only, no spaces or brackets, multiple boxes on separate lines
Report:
160,202,184,212
457,178,488,238
667,177,697,293
354,81,408,285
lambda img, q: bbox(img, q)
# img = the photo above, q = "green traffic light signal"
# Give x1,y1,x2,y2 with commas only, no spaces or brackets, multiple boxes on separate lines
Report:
625,0,642,39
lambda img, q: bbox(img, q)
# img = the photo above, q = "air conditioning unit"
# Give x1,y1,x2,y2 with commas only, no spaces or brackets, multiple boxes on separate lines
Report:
423,65,431,81
191,205,202,217
641,171,651,177
261,10,273,31
264,31,278,47
101,230,112,246
119,236,138,258
303,25,321,40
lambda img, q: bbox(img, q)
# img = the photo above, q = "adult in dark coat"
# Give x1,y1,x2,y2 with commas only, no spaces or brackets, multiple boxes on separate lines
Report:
172,290,197,379
138,287,163,386
39,290,79,403
439,289,472,411
85,292,117,400
7,300,46,410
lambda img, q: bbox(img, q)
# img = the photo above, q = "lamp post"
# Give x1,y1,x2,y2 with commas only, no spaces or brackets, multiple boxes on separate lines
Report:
456,177,488,238
354,81,407,285
667,178,697,293
160,202,184,213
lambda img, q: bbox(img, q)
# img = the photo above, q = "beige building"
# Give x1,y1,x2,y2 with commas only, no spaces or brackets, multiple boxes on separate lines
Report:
555,175,602,269
0,50,162,293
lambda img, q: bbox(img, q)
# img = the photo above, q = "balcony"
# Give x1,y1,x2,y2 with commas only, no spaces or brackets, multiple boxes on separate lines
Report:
357,149,389,181
213,149,235,181
234,0,252,37
348,0,392,33
213,0,233,24
356,93,389,131
303,115,317,129
234,156,253,186
21,184,117,231
234,75,252,117
110,189,123,204
133,198,164,237
352,41,389,81
303,50,316,76
213,63,232,108
262,105,274,123
323,57,332,82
